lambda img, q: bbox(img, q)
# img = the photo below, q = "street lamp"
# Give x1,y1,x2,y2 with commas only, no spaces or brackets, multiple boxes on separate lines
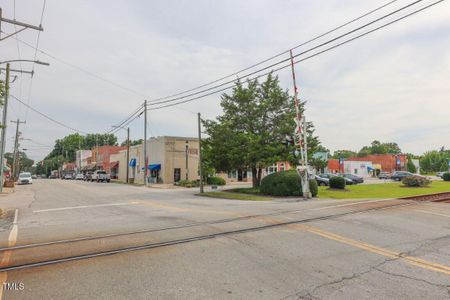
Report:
112,125,130,183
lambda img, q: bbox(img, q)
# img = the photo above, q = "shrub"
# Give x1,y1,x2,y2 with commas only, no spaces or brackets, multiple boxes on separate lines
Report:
443,173,450,182
260,170,319,197
260,171,301,196
329,176,346,189
309,179,318,197
207,176,226,186
177,179,200,188
402,175,431,187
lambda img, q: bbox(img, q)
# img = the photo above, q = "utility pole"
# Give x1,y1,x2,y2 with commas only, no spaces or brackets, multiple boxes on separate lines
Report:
0,64,10,192
0,8,43,41
185,141,189,180
143,100,147,185
289,50,310,199
126,127,130,184
11,119,26,180
198,113,204,193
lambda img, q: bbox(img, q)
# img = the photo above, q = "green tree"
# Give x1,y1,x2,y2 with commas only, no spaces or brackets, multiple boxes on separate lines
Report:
332,150,357,159
358,140,401,156
120,139,143,147
406,156,416,173
203,74,322,187
310,157,328,173
419,150,449,173
5,152,34,174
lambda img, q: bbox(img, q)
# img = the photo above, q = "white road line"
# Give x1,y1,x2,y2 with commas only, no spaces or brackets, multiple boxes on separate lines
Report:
33,201,140,213
415,209,450,218
0,209,19,299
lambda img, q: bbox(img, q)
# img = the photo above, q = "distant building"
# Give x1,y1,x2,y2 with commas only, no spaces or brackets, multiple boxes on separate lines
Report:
91,146,127,173
346,154,407,173
75,150,92,171
112,136,199,184
343,161,373,178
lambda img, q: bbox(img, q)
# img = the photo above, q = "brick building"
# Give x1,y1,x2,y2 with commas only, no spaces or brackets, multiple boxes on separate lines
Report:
346,154,407,173
91,146,127,173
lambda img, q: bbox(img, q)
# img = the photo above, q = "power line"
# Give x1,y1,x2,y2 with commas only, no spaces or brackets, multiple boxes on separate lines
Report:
147,0,444,111
9,94,89,135
107,103,144,134
5,0,400,105
146,0,401,103
24,0,47,121
146,0,425,108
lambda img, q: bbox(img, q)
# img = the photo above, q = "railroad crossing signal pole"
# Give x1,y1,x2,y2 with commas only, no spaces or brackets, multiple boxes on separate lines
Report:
289,50,311,199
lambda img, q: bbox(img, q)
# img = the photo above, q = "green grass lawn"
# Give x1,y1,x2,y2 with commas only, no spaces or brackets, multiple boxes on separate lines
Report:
197,191,270,201
318,181,450,199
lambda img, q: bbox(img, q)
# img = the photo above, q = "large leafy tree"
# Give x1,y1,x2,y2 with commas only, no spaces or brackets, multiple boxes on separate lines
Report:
120,139,143,147
332,150,357,159
5,151,34,174
420,149,450,173
357,140,401,157
203,74,322,187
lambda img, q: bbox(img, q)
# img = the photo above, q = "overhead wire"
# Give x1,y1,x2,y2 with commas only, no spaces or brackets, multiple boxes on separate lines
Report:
146,0,425,108
146,0,401,103
147,0,444,111
24,0,47,121
9,94,89,135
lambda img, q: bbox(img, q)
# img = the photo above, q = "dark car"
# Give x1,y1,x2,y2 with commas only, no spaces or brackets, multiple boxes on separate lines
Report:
84,171,94,181
319,173,354,185
314,174,329,186
342,173,364,184
390,171,414,181
378,172,391,179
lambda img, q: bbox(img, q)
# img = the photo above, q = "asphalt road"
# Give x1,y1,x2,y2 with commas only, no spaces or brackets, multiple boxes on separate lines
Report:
0,179,449,299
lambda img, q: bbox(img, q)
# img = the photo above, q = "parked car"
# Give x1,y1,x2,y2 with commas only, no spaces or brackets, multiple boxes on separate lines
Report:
18,172,33,185
84,171,94,181
49,174,57,179
91,170,111,183
64,173,74,180
75,173,85,180
314,174,329,186
378,172,391,179
390,171,415,181
31,174,37,179
436,171,449,179
319,173,354,185
342,173,364,184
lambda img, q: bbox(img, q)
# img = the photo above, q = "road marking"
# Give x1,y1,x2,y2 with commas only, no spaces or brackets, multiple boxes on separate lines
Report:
287,223,450,275
415,209,450,218
0,209,19,299
309,198,395,211
33,201,140,213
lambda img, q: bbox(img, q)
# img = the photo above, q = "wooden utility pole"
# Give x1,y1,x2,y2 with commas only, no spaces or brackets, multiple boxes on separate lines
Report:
126,127,130,183
198,113,204,193
143,100,148,185
0,64,10,192
11,119,26,179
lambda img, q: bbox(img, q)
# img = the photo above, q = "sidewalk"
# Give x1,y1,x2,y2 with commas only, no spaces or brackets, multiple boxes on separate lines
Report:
0,187,15,196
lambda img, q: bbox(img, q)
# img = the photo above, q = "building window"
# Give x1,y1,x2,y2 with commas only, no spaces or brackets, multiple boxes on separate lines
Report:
354,169,358,174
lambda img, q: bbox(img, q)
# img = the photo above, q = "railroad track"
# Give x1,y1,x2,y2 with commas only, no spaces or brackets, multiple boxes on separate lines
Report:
400,191,450,203
0,199,421,272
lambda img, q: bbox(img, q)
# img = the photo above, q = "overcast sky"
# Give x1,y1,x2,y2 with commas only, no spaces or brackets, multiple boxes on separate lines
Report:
1,0,449,161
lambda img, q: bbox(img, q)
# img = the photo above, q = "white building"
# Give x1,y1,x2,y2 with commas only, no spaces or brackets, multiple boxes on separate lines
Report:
75,150,92,172
343,160,373,178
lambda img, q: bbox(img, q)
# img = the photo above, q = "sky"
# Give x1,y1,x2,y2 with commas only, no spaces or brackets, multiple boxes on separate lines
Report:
1,0,449,161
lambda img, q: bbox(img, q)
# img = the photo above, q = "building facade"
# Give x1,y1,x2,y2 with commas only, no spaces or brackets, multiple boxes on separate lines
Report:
113,136,199,184
91,146,127,173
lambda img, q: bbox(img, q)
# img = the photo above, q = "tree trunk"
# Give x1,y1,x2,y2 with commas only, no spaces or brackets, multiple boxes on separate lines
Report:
251,167,258,187
257,168,262,187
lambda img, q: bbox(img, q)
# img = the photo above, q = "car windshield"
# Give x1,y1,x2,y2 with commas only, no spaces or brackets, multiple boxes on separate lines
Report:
19,173,31,178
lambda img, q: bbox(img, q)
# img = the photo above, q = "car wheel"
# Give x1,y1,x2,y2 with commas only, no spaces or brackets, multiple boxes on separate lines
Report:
107,179,110,183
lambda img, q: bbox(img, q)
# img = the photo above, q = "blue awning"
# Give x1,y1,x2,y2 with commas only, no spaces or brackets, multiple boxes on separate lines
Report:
367,166,374,171
129,158,136,167
148,164,161,170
